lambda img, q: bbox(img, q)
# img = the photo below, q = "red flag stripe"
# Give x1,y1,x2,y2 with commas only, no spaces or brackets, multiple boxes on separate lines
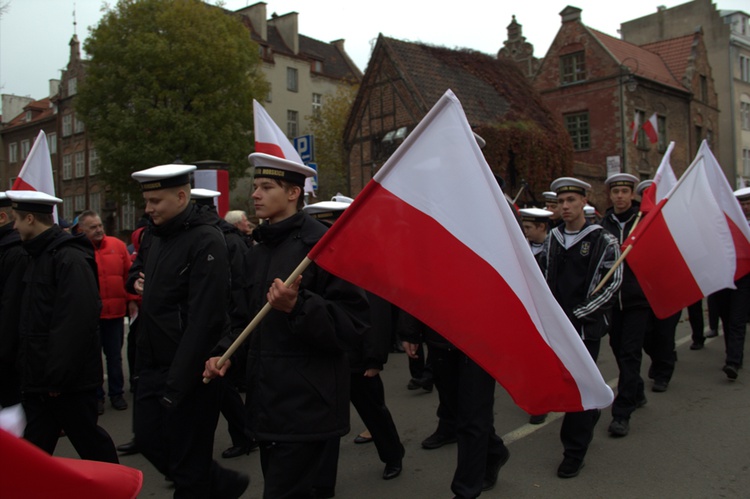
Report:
254,141,287,159
311,181,584,413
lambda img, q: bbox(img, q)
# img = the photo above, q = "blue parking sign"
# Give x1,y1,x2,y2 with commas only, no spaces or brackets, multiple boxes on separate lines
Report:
294,135,315,164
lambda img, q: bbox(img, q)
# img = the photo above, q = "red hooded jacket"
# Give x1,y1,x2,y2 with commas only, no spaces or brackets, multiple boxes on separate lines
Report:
91,235,135,319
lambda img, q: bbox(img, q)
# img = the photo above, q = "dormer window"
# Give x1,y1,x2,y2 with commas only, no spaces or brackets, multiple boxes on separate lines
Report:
312,60,323,73
25,110,33,122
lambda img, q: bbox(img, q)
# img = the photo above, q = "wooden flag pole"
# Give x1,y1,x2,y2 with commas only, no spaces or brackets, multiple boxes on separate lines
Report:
591,245,633,295
512,184,526,204
203,256,313,384
626,211,643,238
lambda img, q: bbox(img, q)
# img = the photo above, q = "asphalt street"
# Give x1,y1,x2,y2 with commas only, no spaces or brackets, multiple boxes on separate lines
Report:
54,315,750,498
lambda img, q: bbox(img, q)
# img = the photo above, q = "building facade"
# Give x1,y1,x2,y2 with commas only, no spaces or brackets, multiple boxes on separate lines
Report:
531,7,718,208
620,0,750,186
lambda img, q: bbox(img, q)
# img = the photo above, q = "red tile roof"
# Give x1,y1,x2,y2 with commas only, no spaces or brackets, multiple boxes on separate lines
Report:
640,33,696,84
588,28,685,91
4,98,55,129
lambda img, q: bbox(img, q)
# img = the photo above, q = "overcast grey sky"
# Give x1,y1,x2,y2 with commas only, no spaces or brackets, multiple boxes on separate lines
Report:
1,0,748,115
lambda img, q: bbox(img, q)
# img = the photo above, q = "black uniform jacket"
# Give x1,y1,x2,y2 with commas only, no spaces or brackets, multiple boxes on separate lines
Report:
0,224,28,382
218,211,369,443
601,203,650,310
217,218,252,334
18,226,102,393
129,204,230,408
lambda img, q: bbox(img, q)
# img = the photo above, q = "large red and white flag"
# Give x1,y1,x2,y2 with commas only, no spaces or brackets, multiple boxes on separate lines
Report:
252,100,315,197
626,140,750,318
0,428,142,499
642,112,659,144
640,141,678,214
12,130,58,220
307,90,613,413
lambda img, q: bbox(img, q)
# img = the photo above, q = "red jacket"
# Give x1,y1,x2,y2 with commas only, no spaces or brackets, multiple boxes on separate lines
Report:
92,235,134,319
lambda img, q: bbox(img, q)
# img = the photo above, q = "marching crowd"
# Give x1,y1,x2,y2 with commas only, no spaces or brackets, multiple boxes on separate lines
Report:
0,145,748,499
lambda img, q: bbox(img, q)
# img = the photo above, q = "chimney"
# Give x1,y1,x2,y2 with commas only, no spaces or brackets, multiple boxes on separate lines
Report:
268,12,299,55
49,79,61,98
236,2,267,41
560,6,582,23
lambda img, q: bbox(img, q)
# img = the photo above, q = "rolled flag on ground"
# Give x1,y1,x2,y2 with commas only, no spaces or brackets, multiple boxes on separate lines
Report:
306,89,614,414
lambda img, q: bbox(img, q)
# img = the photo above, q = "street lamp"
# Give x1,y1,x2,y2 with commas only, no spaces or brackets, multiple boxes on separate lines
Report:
619,57,640,173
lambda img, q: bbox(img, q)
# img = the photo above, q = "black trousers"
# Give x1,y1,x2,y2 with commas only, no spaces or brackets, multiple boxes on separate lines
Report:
134,367,234,499
431,347,507,499
408,342,433,382
314,372,404,489
714,275,750,368
561,338,600,462
261,440,327,499
219,377,250,448
609,307,649,420
687,300,704,343
22,389,117,463
644,311,680,383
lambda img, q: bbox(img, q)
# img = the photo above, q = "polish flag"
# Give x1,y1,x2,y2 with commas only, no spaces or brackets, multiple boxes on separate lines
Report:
640,141,678,214
253,100,315,197
642,113,659,144
307,90,613,413
194,169,229,217
626,140,750,318
630,111,640,144
12,130,58,221
0,428,142,499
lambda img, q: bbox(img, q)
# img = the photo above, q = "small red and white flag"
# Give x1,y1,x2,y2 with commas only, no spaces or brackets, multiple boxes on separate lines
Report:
630,111,641,144
12,130,58,221
253,100,315,197
640,141,678,214
642,113,659,144
307,90,613,413
626,140,750,318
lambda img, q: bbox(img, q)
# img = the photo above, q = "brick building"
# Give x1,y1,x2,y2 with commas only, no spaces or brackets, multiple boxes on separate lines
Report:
344,34,573,203
531,7,718,209
621,0,750,186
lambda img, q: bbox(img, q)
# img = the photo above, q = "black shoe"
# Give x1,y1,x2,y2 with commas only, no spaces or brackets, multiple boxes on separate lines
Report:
214,470,249,499
222,443,258,459
690,341,705,350
652,380,669,392
382,462,402,480
353,434,373,444
723,364,739,380
407,379,422,390
421,431,457,450
635,395,648,409
482,445,510,491
705,328,719,338
529,413,548,425
111,395,128,411
310,486,336,498
608,419,629,437
96,399,105,415
557,457,584,478
421,381,434,393
116,439,139,455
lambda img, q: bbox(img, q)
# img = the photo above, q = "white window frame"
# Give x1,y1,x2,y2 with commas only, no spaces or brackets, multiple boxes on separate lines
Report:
47,133,57,154
62,155,73,180
8,142,17,163
62,114,73,137
20,140,30,160
75,151,86,178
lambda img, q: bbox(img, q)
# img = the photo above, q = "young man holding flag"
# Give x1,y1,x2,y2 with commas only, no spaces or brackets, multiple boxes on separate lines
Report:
204,153,369,498
538,177,622,477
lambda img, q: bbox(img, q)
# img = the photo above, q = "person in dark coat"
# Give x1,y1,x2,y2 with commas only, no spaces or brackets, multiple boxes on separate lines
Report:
204,153,369,499
600,173,654,438
127,165,248,499
0,192,27,408
191,188,255,459
7,190,117,463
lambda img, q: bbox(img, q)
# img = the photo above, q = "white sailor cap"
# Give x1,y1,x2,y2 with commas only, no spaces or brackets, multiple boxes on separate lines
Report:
636,180,654,196
132,164,197,192
0,192,10,208
584,204,596,216
248,152,316,187
519,207,553,223
605,173,639,189
303,197,352,221
550,177,591,196
191,188,221,207
5,190,62,214
542,191,558,203
734,186,750,201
